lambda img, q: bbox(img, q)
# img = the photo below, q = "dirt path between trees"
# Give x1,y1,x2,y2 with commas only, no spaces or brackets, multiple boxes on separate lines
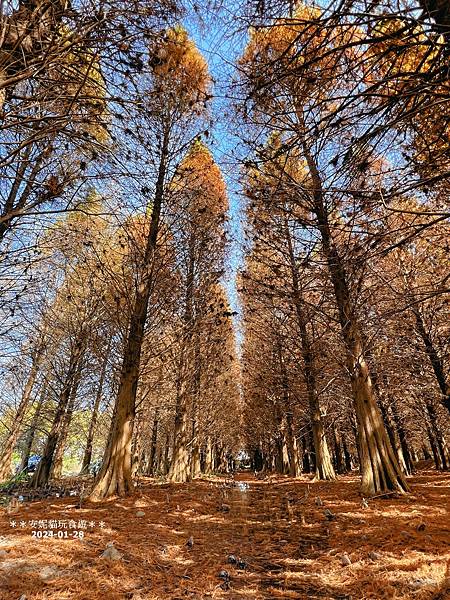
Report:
0,469,449,599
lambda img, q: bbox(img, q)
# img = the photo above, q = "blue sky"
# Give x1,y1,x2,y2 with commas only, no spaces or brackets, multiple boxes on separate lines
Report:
185,6,249,339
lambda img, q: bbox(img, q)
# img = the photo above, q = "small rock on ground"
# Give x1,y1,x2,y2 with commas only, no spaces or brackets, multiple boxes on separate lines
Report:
341,553,352,566
40,565,61,581
100,542,123,561
410,577,438,589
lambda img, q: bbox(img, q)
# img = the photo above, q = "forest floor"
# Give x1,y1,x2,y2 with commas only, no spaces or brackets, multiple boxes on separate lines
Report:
0,467,449,600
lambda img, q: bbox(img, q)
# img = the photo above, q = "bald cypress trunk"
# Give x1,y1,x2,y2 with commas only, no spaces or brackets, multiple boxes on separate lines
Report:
343,437,353,472
424,399,449,470
20,384,46,472
31,335,85,488
81,349,109,473
332,425,346,474
51,361,83,479
89,127,169,500
169,230,196,484
302,430,315,473
169,361,192,482
286,413,301,476
379,399,409,476
190,333,202,480
391,402,414,475
284,219,335,480
413,308,450,415
300,136,408,496
203,437,214,474
147,408,159,475
0,339,44,481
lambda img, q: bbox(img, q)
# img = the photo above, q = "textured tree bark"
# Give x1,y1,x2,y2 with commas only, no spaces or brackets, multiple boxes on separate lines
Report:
0,339,44,481
89,127,169,500
426,425,442,469
147,408,159,475
252,445,264,472
424,400,449,470
343,437,354,472
190,441,201,479
190,334,202,480
81,349,109,473
284,219,335,480
379,399,409,475
20,384,46,472
169,230,196,483
300,136,408,495
204,437,214,474
216,444,229,473
276,330,300,476
31,335,85,488
332,425,346,474
413,308,450,415
163,433,171,475
302,431,315,473
286,413,301,476
422,445,431,461
51,361,83,479
131,416,144,478
169,373,191,482
391,402,414,475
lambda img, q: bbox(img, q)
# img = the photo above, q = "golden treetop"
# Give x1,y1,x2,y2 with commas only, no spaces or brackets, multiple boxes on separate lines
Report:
173,140,228,219
240,3,338,109
150,25,211,113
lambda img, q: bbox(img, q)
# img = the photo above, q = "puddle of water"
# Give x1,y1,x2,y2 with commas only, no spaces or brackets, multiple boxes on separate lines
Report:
237,482,249,492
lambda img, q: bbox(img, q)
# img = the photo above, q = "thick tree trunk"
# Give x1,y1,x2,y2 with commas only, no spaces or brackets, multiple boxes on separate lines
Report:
391,402,414,475
31,336,85,488
302,430,315,473
283,435,290,474
81,349,108,473
20,384,46,472
89,127,169,500
0,343,43,481
169,231,196,483
413,308,450,414
350,346,408,495
190,336,202,480
422,444,432,461
163,433,171,475
204,437,214,474
284,219,335,480
191,443,201,479
51,362,82,479
169,370,192,482
286,413,301,476
301,137,408,496
379,399,409,475
131,416,144,478
424,400,449,470
332,425,346,474
276,334,300,476
216,444,228,473
426,426,442,469
147,408,159,475
342,437,354,472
